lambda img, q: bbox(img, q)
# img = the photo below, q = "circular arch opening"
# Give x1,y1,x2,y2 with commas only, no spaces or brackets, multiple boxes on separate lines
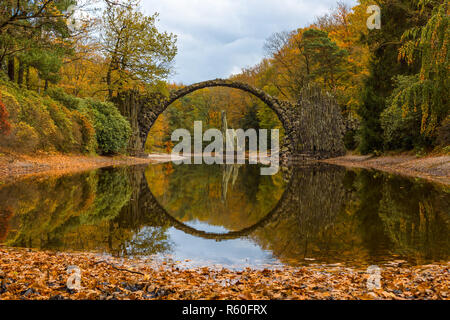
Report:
144,79,293,154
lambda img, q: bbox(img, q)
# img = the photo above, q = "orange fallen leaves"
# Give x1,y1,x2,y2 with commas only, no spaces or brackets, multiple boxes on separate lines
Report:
0,247,448,300
0,150,157,183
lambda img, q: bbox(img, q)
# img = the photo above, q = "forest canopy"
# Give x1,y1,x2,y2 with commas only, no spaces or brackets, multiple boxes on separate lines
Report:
0,0,176,154
0,0,448,156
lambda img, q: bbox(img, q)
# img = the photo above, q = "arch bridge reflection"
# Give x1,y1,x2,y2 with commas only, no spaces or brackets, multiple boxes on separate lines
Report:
135,163,345,242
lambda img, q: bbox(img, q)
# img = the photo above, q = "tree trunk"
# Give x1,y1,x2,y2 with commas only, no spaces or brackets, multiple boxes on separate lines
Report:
25,66,30,90
107,69,112,98
17,60,24,87
113,91,143,154
107,60,115,99
7,56,15,82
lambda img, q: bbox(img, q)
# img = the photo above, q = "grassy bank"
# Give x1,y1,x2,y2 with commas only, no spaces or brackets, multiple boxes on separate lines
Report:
0,76,131,156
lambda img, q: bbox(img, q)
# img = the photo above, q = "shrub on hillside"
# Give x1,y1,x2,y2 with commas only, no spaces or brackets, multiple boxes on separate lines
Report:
46,88,80,110
86,99,131,154
43,97,76,152
14,122,40,152
381,76,432,150
381,99,425,150
1,80,131,155
436,117,450,147
47,88,131,155
73,112,97,154
0,80,97,154
0,92,11,135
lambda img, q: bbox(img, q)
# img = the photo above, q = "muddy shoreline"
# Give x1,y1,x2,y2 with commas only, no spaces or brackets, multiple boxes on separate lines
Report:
0,150,156,183
322,154,450,186
1,150,449,185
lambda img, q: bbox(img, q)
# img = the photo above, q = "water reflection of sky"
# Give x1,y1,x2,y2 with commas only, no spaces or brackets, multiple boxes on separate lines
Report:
157,221,280,269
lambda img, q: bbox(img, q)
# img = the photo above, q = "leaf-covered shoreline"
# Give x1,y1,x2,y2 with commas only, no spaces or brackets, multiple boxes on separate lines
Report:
0,150,156,183
0,247,448,300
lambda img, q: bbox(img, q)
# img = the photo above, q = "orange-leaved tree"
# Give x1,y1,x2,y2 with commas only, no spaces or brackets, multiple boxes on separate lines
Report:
0,92,11,135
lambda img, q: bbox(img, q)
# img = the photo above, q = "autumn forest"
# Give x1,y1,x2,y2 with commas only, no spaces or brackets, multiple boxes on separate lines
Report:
0,0,448,303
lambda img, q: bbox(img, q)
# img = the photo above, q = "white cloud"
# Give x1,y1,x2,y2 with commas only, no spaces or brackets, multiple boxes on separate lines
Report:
142,0,357,84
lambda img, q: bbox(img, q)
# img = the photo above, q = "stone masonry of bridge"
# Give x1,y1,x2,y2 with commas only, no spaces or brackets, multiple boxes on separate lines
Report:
114,79,346,163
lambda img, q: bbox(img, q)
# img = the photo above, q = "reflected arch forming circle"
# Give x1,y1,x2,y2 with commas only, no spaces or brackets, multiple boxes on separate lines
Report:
143,168,295,241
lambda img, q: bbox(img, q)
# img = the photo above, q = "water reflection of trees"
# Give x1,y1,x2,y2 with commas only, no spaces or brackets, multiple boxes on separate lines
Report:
251,165,353,265
145,163,285,231
377,174,449,262
0,168,133,251
0,163,448,264
252,167,449,265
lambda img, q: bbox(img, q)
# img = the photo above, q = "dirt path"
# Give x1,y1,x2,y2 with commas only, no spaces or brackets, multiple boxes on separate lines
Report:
0,149,156,183
322,154,450,186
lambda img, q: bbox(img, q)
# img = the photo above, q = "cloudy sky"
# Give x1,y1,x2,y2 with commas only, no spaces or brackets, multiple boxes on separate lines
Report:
141,0,357,84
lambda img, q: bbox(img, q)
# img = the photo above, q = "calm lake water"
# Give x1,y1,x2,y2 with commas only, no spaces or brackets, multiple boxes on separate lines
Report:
0,162,448,269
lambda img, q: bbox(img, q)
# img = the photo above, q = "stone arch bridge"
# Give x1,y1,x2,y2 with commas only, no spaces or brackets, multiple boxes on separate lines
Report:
114,78,346,163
